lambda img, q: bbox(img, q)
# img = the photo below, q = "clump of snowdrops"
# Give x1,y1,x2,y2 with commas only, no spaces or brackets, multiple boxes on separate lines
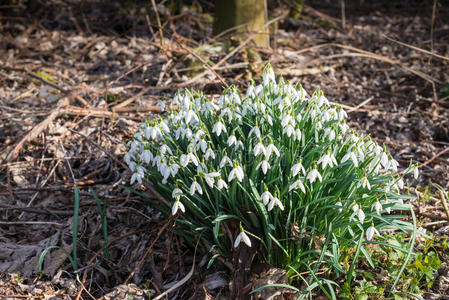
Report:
125,64,419,294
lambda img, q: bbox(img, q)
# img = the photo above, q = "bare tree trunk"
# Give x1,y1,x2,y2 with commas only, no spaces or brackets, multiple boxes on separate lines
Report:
213,0,269,48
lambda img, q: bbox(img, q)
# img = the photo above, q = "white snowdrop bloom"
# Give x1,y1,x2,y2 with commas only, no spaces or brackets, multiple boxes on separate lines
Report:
220,155,232,168
263,66,276,86
197,161,208,173
254,84,264,98
152,155,162,168
291,161,306,177
204,172,221,188
124,152,134,166
216,177,228,190
366,226,380,241
172,187,183,199
283,124,295,137
234,140,244,151
257,160,270,175
194,129,206,140
272,96,282,106
268,194,284,211
246,85,256,99
289,178,306,193
170,164,180,177
228,165,244,182
413,165,419,180
373,201,382,216
160,144,173,156
357,176,371,190
185,109,199,124
180,154,189,167
389,158,399,172
129,139,141,153
221,107,233,121
281,114,294,128
254,142,266,157
265,143,280,159
184,127,193,140
159,120,170,133
196,139,207,153
171,200,185,215
378,152,389,168
318,95,329,108
339,123,349,136
249,126,261,139
190,179,203,196
338,109,347,121
398,178,404,190
205,148,215,160
350,204,365,223
261,190,272,205
324,128,336,141
294,128,302,141
130,165,145,185
341,151,359,167
336,201,343,212
317,152,337,170
227,135,237,147
175,127,183,140
234,231,251,248
212,120,227,136
307,168,322,184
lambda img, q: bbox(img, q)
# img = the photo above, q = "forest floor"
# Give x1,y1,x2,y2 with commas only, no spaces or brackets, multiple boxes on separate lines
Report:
1,0,449,299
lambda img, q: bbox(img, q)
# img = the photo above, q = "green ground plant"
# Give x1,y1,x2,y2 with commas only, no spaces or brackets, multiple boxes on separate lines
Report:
125,64,420,298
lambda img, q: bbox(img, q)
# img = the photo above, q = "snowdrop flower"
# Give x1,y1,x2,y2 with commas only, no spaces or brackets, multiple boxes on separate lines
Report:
234,140,244,151
294,128,302,141
249,125,261,139
341,151,359,167
283,124,295,137
256,160,270,175
268,193,284,211
140,149,153,164
265,143,280,159
307,168,322,184
216,177,228,190
160,144,173,156
180,152,199,167
185,109,199,124
261,190,272,205
373,201,382,216
291,160,306,177
171,199,185,215
204,172,221,188
366,225,380,241
289,178,305,193
234,226,252,248
246,84,256,99
212,120,227,136
350,203,365,223
205,147,215,160
219,155,232,168
124,152,134,166
317,151,337,170
263,65,275,86
324,128,336,141
172,187,183,200
227,134,237,147
190,178,203,195
196,139,207,153
412,165,419,180
357,176,371,190
228,164,244,182
130,165,145,185
254,141,266,157
336,201,343,213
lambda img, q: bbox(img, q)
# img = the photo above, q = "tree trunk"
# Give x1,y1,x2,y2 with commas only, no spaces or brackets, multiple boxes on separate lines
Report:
213,0,269,48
